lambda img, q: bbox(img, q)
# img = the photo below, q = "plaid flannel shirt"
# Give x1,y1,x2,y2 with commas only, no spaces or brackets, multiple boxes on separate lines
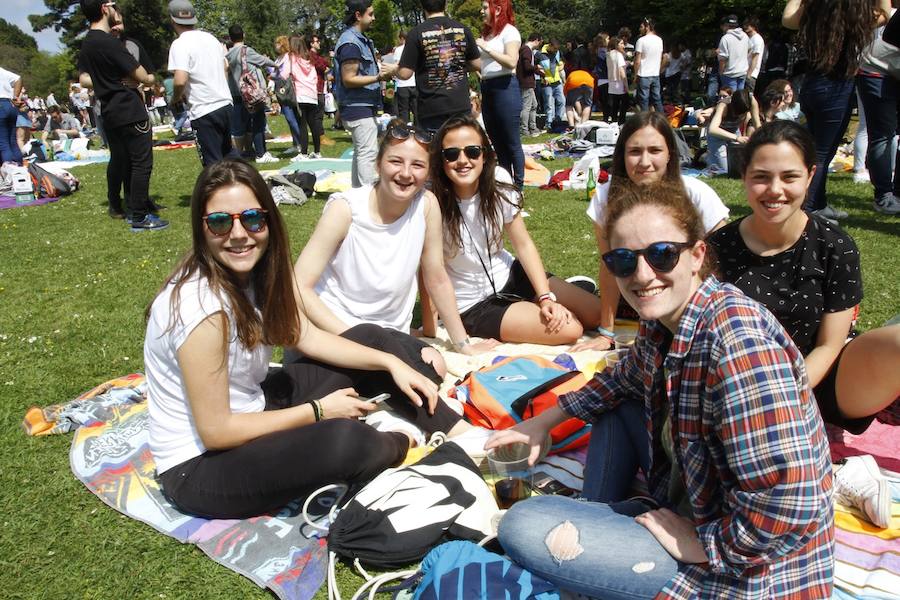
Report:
559,277,834,599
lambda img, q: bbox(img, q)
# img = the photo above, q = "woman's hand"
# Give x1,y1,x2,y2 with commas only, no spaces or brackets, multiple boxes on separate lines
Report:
635,508,708,564
387,358,440,414
569,335,614,352
485,418,553,466
539,300,571,333
318,387,377,420
736,135,750,144
458,338,501,355
476,38,489,51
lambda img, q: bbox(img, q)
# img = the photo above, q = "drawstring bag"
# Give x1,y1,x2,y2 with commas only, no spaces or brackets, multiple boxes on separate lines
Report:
327,442,498,570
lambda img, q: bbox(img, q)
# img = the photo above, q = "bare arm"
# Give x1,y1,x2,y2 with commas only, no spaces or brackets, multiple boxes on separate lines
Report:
504,214,551,298
341,59,389,89
293,199,355,335
418,269,439,337
804,308,855,387
477,37,521,71
708,103,737,140
79,73,93,89
396,66,415,81
633,52,642,82
171,69,188,104
466,58,482,72
782,0,804,29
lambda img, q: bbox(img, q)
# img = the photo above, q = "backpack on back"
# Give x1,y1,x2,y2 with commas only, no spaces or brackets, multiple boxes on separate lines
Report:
239,46,268,112
451,355,591,454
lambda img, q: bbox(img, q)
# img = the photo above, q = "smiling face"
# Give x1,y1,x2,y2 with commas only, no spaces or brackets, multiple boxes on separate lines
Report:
623,125,671,185
377,137,430,202
743,141,814,227
608,205,705,332
441,125,485,198
203,183,269,284
782,84,794,105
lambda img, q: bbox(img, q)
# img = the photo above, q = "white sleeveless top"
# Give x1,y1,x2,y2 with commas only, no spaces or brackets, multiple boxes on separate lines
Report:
314,184,426,332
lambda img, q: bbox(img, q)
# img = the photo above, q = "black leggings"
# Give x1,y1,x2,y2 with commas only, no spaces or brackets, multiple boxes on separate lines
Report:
297,102,323,153
158,324,460,519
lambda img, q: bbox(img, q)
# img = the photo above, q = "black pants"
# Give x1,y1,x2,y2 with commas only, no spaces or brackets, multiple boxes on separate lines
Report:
395,86,417,124
192,104,239,166
608,93,628,124
105,119,153,220
297,102,323,154
158,324,459,519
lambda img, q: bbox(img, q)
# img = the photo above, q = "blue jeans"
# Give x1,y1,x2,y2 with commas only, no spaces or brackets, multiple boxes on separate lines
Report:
540,82,565,126
281,102,303,147
636,76,663,112
0,99,22,165
498,400,678,598
857,73,899,201
482,75,525,188
719,74,745,91
800,74,855,211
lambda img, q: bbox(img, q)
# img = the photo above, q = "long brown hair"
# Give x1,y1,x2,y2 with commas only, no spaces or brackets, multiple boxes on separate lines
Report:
289,34,309,60
604,180,716,280
798,0,881,79
150,160,301,350
429,115,521,257
608,111,686,202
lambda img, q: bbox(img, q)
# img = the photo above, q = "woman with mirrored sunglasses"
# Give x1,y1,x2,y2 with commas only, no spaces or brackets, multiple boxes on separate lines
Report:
293,118,498,448
489,180,834,599
427,115,602,345
573,111,730,353
144,159,445,520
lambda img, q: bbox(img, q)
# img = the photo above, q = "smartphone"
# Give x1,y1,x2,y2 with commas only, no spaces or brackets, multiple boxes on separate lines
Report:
532,471,577,497
364,393,390,405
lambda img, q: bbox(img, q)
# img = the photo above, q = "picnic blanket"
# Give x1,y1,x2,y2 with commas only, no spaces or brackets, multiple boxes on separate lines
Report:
0,195,59,209
24,374,333,600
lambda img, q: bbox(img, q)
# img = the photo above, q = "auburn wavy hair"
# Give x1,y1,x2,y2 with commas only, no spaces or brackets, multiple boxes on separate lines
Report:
482,0,516,38
798,0,881,79
429,115,521,258
148,160,302,351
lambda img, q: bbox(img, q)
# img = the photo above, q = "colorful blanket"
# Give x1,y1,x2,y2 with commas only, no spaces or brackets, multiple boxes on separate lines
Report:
0,195,59,209
25,374,332,600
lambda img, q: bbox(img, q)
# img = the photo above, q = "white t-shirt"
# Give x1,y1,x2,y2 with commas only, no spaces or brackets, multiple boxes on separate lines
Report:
445,189,520,312
315,185,427,332
0,67,19,99
587,175,730,233
393,44,416,88
145,276,272,473
481,25,521,79
748,33,765,79
635,33,663,77
607,50,627,95
167,29,232,120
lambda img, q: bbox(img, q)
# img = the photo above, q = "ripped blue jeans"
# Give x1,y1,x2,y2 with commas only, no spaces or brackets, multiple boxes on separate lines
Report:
497,400,679,598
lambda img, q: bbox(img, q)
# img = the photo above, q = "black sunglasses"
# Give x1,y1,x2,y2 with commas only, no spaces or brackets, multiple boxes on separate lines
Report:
203,208,269,236
386,123,433,145
602,241,693,278
441,145,485,162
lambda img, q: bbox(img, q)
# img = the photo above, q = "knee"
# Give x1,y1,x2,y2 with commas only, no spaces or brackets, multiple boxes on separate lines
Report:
421,346,447,378
499,497,585,565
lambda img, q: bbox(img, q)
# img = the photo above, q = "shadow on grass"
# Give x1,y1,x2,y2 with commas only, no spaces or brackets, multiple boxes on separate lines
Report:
827,193,900,236
178,194,191,207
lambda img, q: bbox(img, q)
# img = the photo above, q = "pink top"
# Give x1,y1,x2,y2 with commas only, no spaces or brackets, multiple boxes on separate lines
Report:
277,53,318,104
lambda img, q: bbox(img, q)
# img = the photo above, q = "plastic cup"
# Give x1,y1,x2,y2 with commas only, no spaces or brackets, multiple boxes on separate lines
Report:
604,348,629,370
487,442,533,509
614,332,637,350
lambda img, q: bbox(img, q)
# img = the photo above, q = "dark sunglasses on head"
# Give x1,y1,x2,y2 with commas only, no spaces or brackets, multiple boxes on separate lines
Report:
203,208,269,236
386,123,433,145
602,241,693,278
441,145,485,162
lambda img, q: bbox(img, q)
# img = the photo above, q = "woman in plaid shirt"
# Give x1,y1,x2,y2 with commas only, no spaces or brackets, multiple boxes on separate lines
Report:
489,181,833,598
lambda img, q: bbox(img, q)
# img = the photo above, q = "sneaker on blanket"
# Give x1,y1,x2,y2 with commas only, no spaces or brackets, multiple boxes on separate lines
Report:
565,275,598,295
447,426,493,462
364,410,426,447
834,455,891,528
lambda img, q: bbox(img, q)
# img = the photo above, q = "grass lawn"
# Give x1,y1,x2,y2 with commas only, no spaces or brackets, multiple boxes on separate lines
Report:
0,115,897,599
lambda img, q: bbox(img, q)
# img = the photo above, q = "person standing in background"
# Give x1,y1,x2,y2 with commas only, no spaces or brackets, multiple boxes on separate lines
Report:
744,17,765,93
517,33,541,137
633,17,663,112
392,31,417,124
225,24,277,164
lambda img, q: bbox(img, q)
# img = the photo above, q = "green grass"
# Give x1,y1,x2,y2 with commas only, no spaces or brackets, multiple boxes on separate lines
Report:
0,116,897,599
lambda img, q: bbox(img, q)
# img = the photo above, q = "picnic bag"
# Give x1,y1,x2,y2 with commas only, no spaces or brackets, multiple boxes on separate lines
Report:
27,162,77,197
411,541,560,600
451,355,591,454
327,442,497,569
239,46,268,111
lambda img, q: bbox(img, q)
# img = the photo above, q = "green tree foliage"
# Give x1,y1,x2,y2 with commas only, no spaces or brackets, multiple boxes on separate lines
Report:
369,0,398,52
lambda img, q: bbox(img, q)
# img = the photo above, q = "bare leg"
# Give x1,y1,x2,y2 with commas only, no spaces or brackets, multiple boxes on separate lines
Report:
499,300,584,345
548,276,604,329
835,324,900,419
420,346,447,379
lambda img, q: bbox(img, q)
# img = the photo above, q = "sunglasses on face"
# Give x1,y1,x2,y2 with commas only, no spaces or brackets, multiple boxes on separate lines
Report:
441,145,485,162
386,123,433,145
203,208,269,236
602,241,693,278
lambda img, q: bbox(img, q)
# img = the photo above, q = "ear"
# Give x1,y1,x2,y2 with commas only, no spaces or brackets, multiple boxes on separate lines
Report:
805,164,817,192
689,240,706,276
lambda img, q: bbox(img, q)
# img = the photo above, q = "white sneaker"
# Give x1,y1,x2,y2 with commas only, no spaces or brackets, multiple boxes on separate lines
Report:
364,410,426,447
873,195,900,216
255,152,278,164
833,455,891,528
853,170,870,184
565,275,598,295
291,152,308,161
447,426,493,460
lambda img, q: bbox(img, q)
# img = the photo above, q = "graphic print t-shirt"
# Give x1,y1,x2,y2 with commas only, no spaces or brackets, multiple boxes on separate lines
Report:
400,16,479,120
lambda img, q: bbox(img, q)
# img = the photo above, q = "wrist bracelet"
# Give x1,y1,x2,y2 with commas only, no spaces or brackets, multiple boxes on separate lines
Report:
311,399,321,422
454,337,472,351
595,326,615,339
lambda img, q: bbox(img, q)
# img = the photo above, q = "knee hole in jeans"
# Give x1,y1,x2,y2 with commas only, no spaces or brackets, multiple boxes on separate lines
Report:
544,520,584,564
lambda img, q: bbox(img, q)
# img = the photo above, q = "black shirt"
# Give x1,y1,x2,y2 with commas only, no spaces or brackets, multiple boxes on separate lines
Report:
399,16,479,121
77,29,147,129
708,214,862,356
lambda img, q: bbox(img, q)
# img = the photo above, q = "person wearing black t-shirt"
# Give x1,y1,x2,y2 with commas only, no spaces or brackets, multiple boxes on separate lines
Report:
708,121,899,443
396,0,481,133
77,0,167,231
